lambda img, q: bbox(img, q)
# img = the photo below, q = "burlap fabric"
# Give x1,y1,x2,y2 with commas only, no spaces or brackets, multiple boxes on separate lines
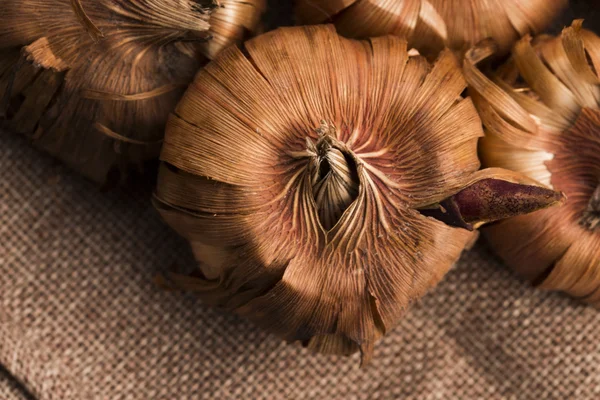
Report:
3,2,600,398
3,127,600,400
0,366,31,400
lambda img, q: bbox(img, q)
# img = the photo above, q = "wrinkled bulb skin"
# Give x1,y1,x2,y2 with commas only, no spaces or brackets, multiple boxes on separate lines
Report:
466,20,600,305
295,0,568,57
0,0,265,185
154,25,563,363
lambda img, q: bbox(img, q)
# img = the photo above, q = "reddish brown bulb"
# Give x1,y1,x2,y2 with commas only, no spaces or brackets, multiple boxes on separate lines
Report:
0,0,265,185
295,0,567,56
154,25,563,362
466,20,600,304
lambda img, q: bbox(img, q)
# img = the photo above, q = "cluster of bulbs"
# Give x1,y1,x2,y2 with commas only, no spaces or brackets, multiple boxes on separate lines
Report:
1,0,598,362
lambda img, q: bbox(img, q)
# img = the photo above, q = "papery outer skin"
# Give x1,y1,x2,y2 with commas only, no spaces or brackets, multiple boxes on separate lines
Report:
467,21,600,304
295,0,567,57
0,0,265,185
154,25,562,361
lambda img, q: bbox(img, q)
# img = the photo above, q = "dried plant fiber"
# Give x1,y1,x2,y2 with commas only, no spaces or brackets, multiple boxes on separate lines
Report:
296,0,567,56
0,0,265,184
155,25,562,361
467,21,600,304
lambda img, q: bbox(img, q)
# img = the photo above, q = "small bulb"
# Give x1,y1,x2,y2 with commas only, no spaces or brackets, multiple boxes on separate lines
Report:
295,0,567,56
0,0,265,185
465,20,600,305
154,25,563,362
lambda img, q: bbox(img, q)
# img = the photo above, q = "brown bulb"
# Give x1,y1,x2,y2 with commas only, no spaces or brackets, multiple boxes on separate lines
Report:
465,20,600,305
0,0,265,185
154,25,563,362
295,0,567,56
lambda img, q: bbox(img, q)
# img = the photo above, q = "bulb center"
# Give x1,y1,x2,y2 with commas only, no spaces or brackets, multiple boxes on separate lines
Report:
309,123,360,231
581,184,600,231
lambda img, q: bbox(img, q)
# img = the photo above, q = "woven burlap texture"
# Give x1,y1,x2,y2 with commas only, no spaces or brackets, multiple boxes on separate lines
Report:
0,366,31,400
3,121,600,400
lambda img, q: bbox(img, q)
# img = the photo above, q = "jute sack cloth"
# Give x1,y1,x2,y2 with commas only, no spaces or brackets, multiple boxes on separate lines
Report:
2,121,600,400
0,366,30,400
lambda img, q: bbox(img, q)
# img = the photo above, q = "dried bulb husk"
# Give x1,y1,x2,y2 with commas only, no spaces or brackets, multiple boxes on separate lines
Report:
465,20,600,304
295,0,567,57
154,25,563,362
0,0,265,185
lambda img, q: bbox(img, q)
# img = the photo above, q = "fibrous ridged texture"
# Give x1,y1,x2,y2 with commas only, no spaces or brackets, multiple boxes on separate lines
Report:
295,0,567,56
466,21,600,304
154,25,563,361
0,0,265,184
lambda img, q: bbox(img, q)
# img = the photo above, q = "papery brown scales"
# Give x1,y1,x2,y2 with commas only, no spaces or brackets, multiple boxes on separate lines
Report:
295,0,567,56
466,21,600,305
0,0,265,185
154,25,563,362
